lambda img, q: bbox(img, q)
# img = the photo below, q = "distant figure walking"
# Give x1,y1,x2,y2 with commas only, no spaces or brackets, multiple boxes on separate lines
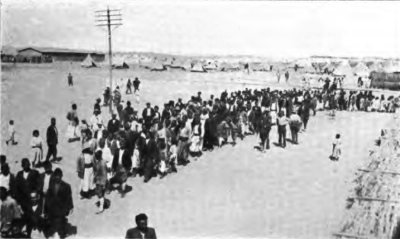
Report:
276,70,281,83
68,73,73,86
125,213,157,239
126,79,132,94
330,134,341,161
285,71,289,83
6,120,17,146
133,78,141,92
244,63,250,75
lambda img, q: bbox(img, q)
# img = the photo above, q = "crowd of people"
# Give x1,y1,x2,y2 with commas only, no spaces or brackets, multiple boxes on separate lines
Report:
1,73,399,238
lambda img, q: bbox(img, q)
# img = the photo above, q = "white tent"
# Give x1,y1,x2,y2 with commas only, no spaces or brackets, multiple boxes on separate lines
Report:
182,61,193,71
81,54,98,68
333,62,353,76
219,62,240,72
112,58,129,69
384,62,400,73
353,62,370,77
204,63,218,71
150,62,166,71
191,62,207,72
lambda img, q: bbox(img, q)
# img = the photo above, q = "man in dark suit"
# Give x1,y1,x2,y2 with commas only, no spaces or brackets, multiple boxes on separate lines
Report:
14,158,40,213
125,213,157,239
44,168,73,239
24,191,45,238
45,118,59,162
141,131,159,183
161,103,171,124
142,103,155,130
107,113,121,136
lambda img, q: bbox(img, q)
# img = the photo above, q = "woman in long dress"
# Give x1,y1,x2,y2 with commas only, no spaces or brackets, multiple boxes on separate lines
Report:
189,117,202,158
199,108,209,150
30,130,43,167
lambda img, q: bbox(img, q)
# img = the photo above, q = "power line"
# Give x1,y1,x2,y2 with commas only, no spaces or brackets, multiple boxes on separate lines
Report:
95,7,123,114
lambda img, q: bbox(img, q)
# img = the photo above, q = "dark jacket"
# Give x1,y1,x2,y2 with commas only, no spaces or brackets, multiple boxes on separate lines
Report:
15,169,40,209
112,148,132,172
125,227,157,239
124,130,139,155
142,139,159,162
142,108,155,122
44,180,73,218
107,119,121,135
46,125,58,145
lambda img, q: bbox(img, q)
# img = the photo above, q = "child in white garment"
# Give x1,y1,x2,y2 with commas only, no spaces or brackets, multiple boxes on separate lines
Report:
331,134,342,161
30,130,43,167
6,120,17,146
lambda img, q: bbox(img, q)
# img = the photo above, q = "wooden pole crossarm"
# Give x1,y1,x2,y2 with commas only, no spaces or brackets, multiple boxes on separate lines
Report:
96,24,123,27
95,14,122,18
96,18,122,22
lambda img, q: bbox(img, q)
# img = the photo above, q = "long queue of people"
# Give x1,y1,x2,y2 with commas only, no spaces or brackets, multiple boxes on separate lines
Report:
71,85,400,214
2,81,399,238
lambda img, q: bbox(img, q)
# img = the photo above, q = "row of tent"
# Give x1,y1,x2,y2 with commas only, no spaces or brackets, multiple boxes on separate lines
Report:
81,54,272,73
81,54,400,76
294,59,400,77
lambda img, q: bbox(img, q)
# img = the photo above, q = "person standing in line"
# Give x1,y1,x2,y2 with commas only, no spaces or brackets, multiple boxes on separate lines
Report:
0,164,15,196
301,96,311,132
93,150,108,214
44,168,73,239
289,111,302,144
39,161,53,213
45,118,59,163
0,187,24,238
107,114,121,136
259,110,272,152
90,109,105,140
14,158,40,214
5,120,17,146
276,111,289,148
142,103,156,131
67,73,73,87
125,213,157,239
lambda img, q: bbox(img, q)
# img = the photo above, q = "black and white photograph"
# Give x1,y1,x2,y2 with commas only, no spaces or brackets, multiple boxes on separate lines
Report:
1,0,400,238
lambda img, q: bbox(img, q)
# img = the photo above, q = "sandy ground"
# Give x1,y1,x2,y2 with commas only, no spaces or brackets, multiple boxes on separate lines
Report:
0,63,394,238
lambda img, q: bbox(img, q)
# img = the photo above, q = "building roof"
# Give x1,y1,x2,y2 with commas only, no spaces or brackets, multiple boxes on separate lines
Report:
17,47,103,55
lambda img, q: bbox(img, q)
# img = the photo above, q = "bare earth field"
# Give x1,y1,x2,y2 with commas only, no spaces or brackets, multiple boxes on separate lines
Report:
0,63,393,239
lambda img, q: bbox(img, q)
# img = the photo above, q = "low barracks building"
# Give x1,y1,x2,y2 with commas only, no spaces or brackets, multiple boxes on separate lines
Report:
17,47,105,63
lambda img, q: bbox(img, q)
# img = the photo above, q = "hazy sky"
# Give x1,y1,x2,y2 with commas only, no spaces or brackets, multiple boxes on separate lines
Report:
2,0,400,58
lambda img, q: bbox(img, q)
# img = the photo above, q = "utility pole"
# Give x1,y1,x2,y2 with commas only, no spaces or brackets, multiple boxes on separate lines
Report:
95,7,122,114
